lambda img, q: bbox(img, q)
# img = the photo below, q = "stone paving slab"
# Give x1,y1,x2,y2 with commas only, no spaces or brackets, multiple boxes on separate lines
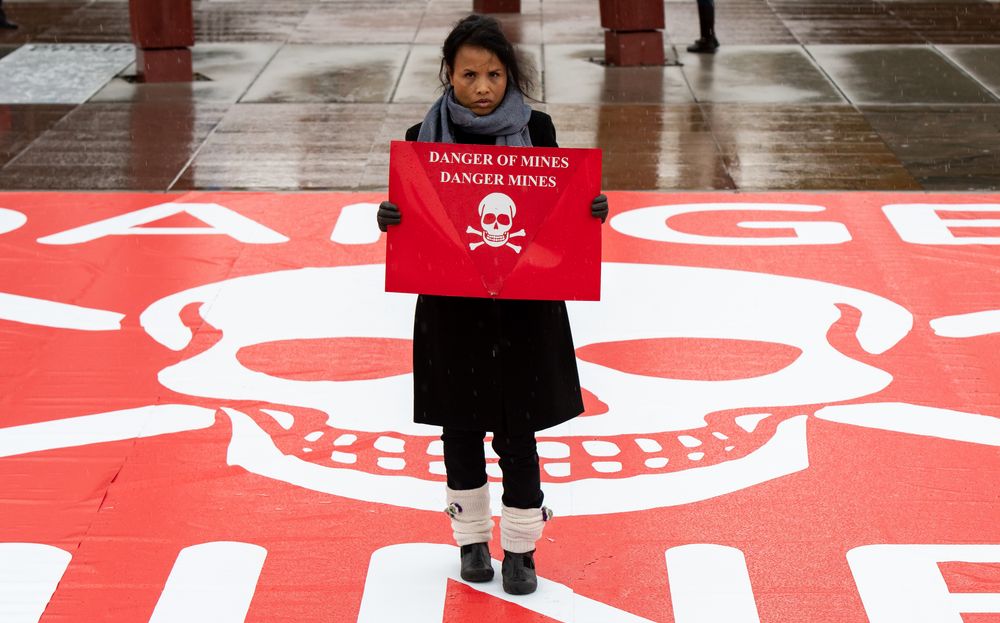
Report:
540,1,603,45
0,43,133,104
937,45,1000,100
861,104,1000,190
0,102,227,189
192,0,313,42
550,104,736,190
171,103,388,189
91,43,282,104
240,44,409,103
703,104,922,190
679,45,844,104
30,0,132,43
0,1,90,44
0,104,73,166
807,44,999,105
767,0,924,44
885,1,1000,44
289,3,424,44
544,45,694,104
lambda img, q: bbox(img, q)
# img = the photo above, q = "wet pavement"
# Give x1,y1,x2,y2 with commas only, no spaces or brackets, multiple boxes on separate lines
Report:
0,0,998,190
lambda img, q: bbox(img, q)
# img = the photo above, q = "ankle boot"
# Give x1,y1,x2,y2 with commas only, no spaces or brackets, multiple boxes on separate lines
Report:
687,36,719,53
446,484,495,580
460,542,494,582
499,505,551,595
502,549,537,595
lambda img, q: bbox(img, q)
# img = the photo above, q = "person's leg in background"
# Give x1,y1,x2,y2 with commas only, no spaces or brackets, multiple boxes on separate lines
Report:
688,0,719,53
0,1,18,29
442,427,495,582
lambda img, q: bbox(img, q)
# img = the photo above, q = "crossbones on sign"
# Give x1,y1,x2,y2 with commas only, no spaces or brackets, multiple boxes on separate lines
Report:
467,192,526,254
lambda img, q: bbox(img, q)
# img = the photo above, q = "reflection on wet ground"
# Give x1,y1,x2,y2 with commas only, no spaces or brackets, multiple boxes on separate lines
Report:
0,0,998,190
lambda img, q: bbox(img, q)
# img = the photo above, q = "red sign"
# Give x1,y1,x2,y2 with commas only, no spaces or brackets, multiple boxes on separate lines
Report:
386,141,602,300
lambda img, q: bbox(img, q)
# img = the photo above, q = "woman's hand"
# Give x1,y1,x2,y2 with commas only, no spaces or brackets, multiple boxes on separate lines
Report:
377,201,401,232
591,194,609,224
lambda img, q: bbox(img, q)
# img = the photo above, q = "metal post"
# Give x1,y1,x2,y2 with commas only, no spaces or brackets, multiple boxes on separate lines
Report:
473,0,521,13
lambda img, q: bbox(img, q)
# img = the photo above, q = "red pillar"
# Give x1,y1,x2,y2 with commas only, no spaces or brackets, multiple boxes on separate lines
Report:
599,0,665,66
473,0,521,13
128,0,194,82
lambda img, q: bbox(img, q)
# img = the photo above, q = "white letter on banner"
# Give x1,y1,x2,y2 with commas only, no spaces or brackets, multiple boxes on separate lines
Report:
330,203,381,245
358,543,654,622
610,203,851,246
0,292,124,331
848,544,1000,623
149,542,267,623
0,543,72,623
0,208,27,235
884,204,1000,244
666,545,761,623
38,203,288,245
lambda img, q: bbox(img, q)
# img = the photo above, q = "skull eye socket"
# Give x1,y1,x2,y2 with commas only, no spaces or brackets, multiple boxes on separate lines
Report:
238,338,413,381
483,213,497,225
576,338,801,381
497,214,511,226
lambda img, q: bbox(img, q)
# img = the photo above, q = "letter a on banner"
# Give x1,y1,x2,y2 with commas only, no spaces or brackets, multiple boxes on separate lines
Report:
386,141,602,300
38,202,288,245
358,543,653,622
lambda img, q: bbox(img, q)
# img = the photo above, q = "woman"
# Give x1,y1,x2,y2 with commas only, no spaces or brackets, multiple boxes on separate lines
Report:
378,14,608,596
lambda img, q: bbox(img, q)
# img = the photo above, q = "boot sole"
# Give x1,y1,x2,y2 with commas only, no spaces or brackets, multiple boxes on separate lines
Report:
462,568,495,583
502,580,537,595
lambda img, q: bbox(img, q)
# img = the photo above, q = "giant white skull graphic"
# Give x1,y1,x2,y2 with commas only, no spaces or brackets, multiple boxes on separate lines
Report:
139,262,913,516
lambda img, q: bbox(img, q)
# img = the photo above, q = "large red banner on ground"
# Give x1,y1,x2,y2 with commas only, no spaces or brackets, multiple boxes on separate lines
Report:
386,141,602,299
0,192,998,622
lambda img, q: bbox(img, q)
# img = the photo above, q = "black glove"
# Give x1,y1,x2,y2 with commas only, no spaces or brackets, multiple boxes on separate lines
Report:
377,200,401,232
591,194,608,224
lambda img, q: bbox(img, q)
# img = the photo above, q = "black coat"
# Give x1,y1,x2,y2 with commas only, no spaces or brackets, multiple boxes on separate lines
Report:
405,110,584,434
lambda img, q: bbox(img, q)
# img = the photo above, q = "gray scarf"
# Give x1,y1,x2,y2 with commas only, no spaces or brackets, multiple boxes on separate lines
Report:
417,86,532,146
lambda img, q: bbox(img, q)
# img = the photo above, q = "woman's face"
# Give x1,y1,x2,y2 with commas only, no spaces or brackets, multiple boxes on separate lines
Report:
448,45,508,116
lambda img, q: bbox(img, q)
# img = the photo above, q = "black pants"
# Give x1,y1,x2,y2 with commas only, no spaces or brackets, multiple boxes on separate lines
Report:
442,427,543,509
696,0,716,38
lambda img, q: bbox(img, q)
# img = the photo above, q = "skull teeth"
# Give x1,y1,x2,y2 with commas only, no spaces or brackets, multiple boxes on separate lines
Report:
258,407,791,482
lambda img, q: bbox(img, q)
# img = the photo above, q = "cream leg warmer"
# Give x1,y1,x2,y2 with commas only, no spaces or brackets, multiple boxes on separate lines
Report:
500,505,553,554
445,483,494,546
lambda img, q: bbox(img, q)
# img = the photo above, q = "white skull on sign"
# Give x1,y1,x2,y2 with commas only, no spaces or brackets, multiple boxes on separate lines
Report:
480,192,514,247
467,193,526,253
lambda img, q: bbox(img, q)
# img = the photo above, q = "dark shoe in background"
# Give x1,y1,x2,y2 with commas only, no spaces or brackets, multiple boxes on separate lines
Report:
0,19,17,29
687,36,720,53
501,549,538,595
460,542,494,583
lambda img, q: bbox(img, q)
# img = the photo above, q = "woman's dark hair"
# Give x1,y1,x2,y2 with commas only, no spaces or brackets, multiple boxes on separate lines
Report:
439,14,536,97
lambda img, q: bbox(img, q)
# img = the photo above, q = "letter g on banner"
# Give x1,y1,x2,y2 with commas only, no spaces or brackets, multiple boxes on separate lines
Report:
610,203,851,246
